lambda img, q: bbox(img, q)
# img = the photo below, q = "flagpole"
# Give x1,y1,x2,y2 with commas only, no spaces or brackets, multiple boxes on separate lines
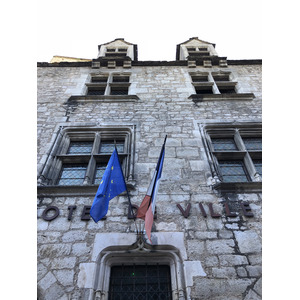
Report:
114,143,139,233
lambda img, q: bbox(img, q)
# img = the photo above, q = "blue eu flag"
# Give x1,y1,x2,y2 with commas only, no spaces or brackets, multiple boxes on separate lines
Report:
90,149,127,223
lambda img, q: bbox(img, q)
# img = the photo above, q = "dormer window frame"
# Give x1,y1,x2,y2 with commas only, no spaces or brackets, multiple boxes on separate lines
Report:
186,46,210,57
105,47,128,57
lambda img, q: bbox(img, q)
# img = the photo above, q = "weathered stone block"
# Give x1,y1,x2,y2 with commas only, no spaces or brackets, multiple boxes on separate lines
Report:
62,230,88,243
38,244,71,258
212,267,237,278
53,269,75,286
51,257,77,269
191,278,253,299
219,255,248,266
206,240,235,254
234,230,261,253
38,271,57,291
187,240,205,260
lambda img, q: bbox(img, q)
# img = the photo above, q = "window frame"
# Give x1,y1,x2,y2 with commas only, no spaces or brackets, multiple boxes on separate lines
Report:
189,71,255,102
94,247,186,300
201,122,262,192
86,72,131,96
37,126,135,194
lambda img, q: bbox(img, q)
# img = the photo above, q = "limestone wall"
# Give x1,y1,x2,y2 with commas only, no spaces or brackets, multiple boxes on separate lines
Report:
37,63,262,300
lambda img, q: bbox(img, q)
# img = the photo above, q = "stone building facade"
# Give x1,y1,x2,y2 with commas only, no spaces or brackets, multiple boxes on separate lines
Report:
37,37,262,300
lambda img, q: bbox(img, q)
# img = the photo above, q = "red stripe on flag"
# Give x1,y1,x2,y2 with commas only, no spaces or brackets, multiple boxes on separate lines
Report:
145,204,154,243
136,195,151,220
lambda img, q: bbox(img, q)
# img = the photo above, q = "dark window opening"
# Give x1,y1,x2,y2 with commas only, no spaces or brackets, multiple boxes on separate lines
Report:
195,87,213,95
113,76,130,83
191,75,208,82
218,87,236,94
110,87,128,95
87,87,106,95
109,264,172,300
213,74,230,81
91,77,108,83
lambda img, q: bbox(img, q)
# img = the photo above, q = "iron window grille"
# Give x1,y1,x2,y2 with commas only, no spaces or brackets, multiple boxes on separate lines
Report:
202,124,262,184
108,264,172,300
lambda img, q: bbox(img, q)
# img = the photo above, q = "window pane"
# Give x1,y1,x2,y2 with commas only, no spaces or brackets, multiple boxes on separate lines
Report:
213,74,230,81
191,75,208,82
88,88,105,95
219,161,249,182
91,77,108,83
100,141,124,153
243,137,262,151
58,164,87,185
211,138,237,151
67,141,93,154
253,159,262,176
110,87,128,95
218,87,236,94
109,265,172,300
93,163,106,184
195,87,213,95
113,76,130,83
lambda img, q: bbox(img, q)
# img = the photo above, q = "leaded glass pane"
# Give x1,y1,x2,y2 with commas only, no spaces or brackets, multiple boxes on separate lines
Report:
58,164,87,185
211,138,237,151
100,141,124,153
219,161,249,182
67,141,93,154
87,88,105,95
109,265,172,300
110,87,128,95
243,137,262,151
93,163,106,184
253,159,262,176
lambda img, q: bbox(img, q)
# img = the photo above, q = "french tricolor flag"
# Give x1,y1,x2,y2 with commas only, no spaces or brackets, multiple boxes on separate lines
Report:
137,136,167,243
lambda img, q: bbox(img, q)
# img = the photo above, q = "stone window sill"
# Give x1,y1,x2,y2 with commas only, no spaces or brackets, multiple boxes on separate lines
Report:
68,95,139,103
37,181,136,197
212,181,262,193
189,93,255,102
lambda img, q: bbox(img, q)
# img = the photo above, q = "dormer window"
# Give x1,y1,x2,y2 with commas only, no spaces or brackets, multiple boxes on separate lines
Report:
187,46,210,57
105,47,128,57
